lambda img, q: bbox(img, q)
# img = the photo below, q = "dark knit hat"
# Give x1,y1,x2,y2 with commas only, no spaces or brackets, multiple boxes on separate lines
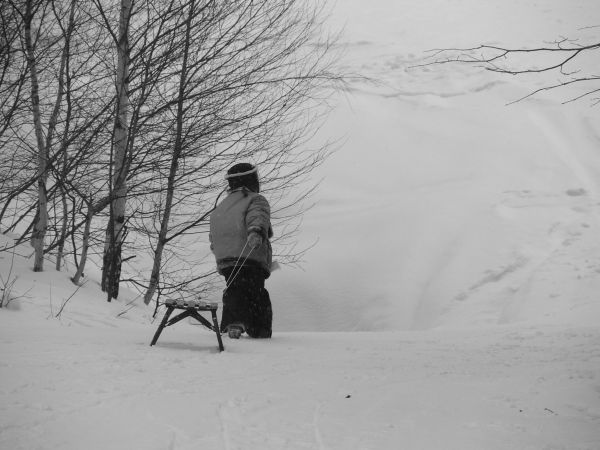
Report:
225,163,260,193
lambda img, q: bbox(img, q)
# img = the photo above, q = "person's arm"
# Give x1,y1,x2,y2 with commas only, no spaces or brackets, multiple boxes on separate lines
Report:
246,195,272,246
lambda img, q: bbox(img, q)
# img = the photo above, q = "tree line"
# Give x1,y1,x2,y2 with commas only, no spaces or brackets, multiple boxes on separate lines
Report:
0,0,340,308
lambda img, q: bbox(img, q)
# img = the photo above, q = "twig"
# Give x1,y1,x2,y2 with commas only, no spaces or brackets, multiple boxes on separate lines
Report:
116,295,141,317
0,244,19,308
55,280,87,318
48,284,54,319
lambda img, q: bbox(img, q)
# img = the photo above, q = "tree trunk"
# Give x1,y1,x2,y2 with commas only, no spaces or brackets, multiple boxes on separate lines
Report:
56,186,68,271
24,0,48,272
56,132,70,271
143,0,195,305
71,201,93,285
55,0,77,272
72,194,115,286
102,0,131,300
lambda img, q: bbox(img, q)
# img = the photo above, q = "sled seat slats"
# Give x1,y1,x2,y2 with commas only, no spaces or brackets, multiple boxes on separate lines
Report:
164,298,219,310
150,298,224,352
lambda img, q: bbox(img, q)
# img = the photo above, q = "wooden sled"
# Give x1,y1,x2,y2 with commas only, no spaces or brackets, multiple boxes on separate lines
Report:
150,298,224,352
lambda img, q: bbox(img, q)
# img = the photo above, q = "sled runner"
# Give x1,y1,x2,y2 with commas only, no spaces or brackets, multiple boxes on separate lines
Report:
150,298,225,352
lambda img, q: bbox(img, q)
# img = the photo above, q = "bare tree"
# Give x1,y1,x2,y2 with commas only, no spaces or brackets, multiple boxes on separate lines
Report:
136,0,339,305
0,3,30,229
21,0,51,271
12,0,79,271
52,0,77,271
90,0,132,300
1,0,341,306
2,0,116,282
0,2,27,146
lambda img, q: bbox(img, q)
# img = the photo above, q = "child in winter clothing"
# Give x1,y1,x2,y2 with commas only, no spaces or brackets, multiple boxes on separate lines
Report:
209,163,273,338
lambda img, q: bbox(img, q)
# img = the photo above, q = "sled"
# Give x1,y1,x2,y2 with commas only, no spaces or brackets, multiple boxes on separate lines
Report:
150,298,225,352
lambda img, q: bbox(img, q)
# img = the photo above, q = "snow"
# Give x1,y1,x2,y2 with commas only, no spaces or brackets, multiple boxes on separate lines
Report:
271,0,600,332
2,0,600,449
2,293,599,449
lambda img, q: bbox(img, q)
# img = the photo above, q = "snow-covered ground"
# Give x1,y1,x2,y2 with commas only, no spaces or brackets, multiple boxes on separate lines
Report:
271,0,600,332
2,302,599,450
2,0,600,449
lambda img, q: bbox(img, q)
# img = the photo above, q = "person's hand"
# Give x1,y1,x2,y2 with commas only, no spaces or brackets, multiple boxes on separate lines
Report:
247,231,263,249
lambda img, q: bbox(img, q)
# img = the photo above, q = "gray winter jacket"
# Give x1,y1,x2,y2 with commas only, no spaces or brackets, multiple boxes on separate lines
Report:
209,188,273,277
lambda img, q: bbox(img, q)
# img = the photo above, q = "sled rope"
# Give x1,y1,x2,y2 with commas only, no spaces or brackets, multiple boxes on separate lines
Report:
224,239,254,292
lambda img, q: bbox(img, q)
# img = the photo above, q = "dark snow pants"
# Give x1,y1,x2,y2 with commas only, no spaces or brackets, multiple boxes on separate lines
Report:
220,266,272,338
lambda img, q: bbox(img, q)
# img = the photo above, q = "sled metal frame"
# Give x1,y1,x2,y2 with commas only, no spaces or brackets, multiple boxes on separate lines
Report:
150,298,224,352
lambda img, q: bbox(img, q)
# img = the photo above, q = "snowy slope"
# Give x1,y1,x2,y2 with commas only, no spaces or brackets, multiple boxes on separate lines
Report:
1,274,599,450
2,323,600,450
270,0,600,332
2,0,600,449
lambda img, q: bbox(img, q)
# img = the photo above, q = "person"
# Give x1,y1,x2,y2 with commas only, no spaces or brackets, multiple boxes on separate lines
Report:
209,163,273,339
